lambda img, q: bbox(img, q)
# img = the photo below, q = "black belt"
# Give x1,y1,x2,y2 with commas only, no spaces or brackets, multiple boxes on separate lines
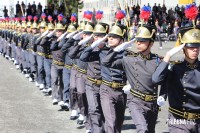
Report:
87,77,102,86
130,89,157,102
169,107,200,120
102,80,125,89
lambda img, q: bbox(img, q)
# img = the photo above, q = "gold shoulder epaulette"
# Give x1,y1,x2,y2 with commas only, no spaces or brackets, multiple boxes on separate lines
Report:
170,60,183,65
126,49,138,56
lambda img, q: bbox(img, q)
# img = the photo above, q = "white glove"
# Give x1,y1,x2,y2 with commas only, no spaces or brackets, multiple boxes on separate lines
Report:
122,84,131,94
57,31,68,41
78,35,93,46
47,29,56,37
66,30,78,38
167,43,185,57
73,31,83,40
114,38,136,52
91,35,108,48
32,51,36,55
41,30,49,37
157,96,165,106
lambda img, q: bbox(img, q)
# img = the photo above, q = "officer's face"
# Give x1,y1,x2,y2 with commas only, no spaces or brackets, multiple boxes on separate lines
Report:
136,41,153,52
56,30,63,37
27,27,31,33
184,47,200,60
21,28,26,32
83,33,92,39
93,35,104,42
108,36,122,47
40,27,45,33
32,28,37,34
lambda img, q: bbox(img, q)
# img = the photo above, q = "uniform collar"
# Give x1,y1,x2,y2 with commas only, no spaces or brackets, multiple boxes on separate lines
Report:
184,59,199,69
139,52,152,60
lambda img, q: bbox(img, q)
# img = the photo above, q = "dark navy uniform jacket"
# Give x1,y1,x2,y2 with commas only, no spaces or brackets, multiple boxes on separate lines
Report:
39,35,57,58
68,41,88,71
80,46,101,80
102,49,166,96
152,60,200,112
80,45,127,83
60,38,79,66
50,39,65,63
28,33,39,52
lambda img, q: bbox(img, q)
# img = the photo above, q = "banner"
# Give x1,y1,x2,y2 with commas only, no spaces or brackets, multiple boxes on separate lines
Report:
179,0,193,4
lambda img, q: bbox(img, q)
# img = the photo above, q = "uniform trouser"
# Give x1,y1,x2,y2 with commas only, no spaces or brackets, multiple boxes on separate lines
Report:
86,81,105,133
16,47,23,68
11,42,16,59
69,67,78,110
51,64,63,101
36,55,45,84
6,41,11,57
100,84,127,133
28,51,37,73
62,67,71,102
3,40,7,55
0,38,3,53
127,95,158,133
168,113,200,133
76,72,91,130
22,50,29,70
157,34,163,47
44,58,52,88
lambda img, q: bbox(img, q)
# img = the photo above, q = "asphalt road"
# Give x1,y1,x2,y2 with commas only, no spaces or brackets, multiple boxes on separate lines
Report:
0,41,186,133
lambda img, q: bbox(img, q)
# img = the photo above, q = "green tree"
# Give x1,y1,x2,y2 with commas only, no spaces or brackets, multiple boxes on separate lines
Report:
47,0,83,15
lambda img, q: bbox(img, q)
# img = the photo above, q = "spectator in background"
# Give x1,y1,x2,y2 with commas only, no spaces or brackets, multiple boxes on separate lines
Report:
158,4,162,15
21,1,26,16
3,6,8,18
129,6,134,24
59,2,65,14
26,3,32,16
147,3,151,9
53,7,58,20
196,18,200,26
155,20,163,49
167,21,179,42
32,1,36,11
162,4,167,13
166,23,173,36
153,3,158,14
16,1,20,17
175,4,180,13
136,4,140,17
38,2,42,14
161,20,168,33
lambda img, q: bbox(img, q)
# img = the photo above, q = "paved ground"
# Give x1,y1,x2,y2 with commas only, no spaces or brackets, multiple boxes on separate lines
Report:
0,41,187,133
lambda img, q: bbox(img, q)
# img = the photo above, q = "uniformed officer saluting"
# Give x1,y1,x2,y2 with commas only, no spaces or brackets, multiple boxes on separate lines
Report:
102,6,165,133
152,4,200,133
80,10,109,133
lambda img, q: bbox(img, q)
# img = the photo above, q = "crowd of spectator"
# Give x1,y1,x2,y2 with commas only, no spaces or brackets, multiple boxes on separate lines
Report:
15,1,68,22
127,2,200,41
